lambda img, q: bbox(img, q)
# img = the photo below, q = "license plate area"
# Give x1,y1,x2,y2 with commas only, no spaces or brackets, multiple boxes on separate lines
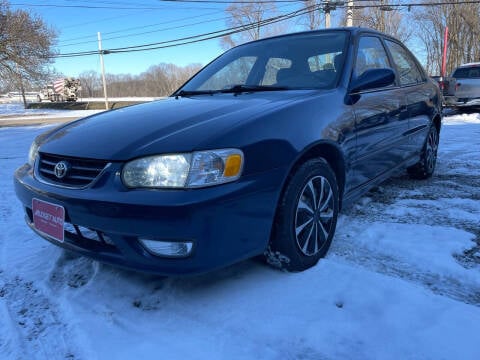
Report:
32,198,65,243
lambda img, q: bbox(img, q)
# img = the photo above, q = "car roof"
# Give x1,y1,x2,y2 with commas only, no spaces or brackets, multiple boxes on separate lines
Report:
239,27,392,45
458,62,480,67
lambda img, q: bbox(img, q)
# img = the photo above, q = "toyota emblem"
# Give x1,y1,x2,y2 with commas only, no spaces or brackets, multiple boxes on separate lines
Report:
54,161,70,179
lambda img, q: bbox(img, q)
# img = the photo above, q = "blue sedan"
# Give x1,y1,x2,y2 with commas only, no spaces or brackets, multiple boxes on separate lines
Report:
14,28,442,275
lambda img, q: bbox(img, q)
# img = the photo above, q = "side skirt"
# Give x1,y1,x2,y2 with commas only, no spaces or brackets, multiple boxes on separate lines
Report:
341,153,420,210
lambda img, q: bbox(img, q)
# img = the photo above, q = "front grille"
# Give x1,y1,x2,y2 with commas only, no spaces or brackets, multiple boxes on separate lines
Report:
25,207,117,253
37,153,109,188
64,222,117,251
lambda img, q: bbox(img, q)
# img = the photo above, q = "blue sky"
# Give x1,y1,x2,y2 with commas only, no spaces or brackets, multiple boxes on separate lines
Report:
11,0,310,77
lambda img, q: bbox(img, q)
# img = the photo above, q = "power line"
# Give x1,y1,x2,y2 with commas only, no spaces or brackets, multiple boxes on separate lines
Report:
51,0,480,59
59,0,159,6
60,9,153,30
60,15,229,47
348,0,480,9
58,1,298,46
157,0,304,3
110,7,320,54
58,10,224,44
10,2,170,10
53,4,321,58
11,0,304,9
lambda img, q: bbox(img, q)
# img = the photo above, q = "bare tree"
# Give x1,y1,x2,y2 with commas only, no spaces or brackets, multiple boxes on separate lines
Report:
343,1,412,43
220,0,285,49
78,70,101,98
414,1,480,75
0,0,57,107
300,1,324,30
80,63,203,98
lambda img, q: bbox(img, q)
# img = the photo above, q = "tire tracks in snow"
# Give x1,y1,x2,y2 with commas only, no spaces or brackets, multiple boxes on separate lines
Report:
0,190,88,359
0,275,81,359
331,238,480,306
332,171,480,306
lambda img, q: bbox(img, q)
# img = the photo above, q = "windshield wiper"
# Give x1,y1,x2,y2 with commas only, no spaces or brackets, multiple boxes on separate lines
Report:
175,85,290,98
175,89,220,98
220,84,290,94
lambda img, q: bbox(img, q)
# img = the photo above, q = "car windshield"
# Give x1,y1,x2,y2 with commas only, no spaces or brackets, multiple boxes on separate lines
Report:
177,31,348,94
452,65,480,79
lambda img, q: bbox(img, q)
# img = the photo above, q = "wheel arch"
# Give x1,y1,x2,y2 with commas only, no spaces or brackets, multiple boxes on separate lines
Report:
432,114,442,134
276,141,347,214
265,141,345,268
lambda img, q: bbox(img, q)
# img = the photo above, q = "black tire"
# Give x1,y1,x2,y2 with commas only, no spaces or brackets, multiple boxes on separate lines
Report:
265,158,339,272
407,125,439,179
37,95,42,103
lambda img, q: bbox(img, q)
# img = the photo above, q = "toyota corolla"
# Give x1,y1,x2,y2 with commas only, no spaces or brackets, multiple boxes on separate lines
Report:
14,28,442,275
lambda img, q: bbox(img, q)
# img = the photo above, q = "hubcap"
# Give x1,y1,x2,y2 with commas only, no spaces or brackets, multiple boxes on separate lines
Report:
425,129,438,172
295,176,335,256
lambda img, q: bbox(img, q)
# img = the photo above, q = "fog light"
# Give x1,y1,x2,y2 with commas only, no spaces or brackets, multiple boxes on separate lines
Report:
139,239,193,258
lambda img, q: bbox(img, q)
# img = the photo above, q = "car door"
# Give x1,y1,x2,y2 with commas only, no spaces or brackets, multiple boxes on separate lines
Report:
350,35,410,190
384,39,436,154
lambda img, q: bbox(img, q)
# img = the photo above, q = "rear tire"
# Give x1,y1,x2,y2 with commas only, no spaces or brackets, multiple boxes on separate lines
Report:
408,124,439,179
265,158,339,272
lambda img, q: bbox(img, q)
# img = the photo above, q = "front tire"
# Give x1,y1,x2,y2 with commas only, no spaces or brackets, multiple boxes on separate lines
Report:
265,158,339,272
408,124,439,179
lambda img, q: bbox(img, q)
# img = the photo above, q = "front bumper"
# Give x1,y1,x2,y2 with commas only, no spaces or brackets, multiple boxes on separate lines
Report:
14,162,285,275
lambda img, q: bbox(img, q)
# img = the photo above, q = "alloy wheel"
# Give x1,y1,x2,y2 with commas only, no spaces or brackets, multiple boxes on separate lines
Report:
295,175,335,256
425,128,439,172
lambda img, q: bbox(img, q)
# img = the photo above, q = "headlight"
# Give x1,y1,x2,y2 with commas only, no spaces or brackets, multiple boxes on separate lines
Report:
122,154,191,188
121,149,243,189
28,141,40,167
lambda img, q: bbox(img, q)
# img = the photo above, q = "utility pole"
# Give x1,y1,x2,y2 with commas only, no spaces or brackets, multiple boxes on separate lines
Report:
324,1,332,28
346,1,353,27
97,32,109,110
323,1,344,29
377,1,395,33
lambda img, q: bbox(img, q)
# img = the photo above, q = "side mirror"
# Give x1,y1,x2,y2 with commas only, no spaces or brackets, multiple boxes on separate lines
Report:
350,68,395,93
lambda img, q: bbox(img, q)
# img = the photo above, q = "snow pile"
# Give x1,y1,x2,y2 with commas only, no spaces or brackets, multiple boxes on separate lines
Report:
0,113,479,359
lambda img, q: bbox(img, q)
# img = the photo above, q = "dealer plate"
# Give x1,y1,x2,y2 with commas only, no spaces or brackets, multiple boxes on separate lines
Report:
32,198,65,243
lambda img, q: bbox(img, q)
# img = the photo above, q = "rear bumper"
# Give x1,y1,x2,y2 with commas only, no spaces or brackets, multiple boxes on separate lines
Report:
14,163,285,275
444,96,480,107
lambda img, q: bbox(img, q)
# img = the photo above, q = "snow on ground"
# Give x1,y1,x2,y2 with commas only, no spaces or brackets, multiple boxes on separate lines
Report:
0,99,161,122
78,97,162,102
0,103,103,122
0,111,479,359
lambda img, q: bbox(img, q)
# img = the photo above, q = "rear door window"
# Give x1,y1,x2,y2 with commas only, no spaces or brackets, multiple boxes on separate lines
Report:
385,40,425,86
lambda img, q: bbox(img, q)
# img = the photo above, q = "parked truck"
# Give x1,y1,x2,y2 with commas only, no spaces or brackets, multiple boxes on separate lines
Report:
443,62,480,109
37,78,81,102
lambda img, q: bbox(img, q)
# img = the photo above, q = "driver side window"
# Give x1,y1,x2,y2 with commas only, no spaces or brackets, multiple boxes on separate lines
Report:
355,36,391,79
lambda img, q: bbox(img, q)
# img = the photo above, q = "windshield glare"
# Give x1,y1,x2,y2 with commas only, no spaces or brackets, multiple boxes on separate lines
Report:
179,31,348,92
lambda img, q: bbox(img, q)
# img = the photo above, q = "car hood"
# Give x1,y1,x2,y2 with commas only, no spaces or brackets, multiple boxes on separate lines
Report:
38,91,318,161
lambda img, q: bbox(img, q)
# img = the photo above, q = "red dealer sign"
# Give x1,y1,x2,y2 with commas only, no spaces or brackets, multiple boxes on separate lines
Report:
32,198,65,243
